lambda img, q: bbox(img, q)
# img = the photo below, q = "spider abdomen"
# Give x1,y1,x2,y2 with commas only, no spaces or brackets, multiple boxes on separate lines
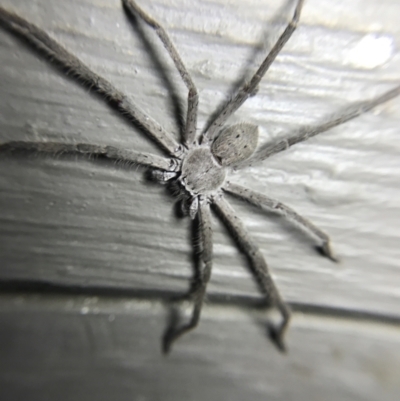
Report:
180,147,225,195
211,123,259,166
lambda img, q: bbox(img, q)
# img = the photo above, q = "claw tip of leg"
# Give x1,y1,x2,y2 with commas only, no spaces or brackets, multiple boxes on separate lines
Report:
162,342,172,355
316,244,339,263
162,335,173,355
268,326,288,353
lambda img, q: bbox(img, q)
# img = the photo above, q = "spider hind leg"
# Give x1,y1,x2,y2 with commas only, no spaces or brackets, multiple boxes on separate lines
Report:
213,195,291,352
163,198,213,353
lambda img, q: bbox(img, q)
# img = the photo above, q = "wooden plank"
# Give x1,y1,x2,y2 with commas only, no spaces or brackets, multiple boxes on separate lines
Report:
0,293,399,401
0,0,399,322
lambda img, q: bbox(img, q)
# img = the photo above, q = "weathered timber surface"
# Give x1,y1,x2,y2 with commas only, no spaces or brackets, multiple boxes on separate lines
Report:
0,0,399,400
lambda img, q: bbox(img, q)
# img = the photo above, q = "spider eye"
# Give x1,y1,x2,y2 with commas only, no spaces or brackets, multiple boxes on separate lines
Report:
211,123,258,166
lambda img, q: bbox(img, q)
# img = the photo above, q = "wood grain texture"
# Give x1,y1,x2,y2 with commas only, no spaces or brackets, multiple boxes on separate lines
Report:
0,0,399,399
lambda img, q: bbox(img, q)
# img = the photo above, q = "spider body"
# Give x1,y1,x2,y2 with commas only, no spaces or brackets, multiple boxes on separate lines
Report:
177,123,258,209
179,145,226,196
0,0,399,354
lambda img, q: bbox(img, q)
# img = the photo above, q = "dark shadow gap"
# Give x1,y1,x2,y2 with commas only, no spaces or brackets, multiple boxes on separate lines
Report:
0,279,399,328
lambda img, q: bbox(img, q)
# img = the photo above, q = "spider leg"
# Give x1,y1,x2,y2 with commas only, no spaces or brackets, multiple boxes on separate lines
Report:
0,6,180,156
123,0,199,146
223,182,337,261
204,0,305,142
237,84,400,168
0,141,176,171
212,195,290,351
163,197,213,353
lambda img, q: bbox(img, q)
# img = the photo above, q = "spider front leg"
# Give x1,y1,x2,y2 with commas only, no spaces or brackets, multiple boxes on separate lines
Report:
213,195,290,351
163,197,213,354
223,182,337,261
237,84,400,168
0,141,176,171
0,6,180,156
123,0,199,146
204,0,305,142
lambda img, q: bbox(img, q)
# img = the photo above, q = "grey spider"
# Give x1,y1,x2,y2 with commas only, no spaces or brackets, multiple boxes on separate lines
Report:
0,0,399,353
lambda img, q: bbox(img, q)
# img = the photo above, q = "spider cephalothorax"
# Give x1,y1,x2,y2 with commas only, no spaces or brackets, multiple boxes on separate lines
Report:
0,0,399,353
180,145,226,195
177,123,259,213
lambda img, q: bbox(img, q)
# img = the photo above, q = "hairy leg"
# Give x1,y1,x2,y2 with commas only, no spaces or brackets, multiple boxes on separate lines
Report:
123,0,199,146
223,181,337,261
204,0,305,142
0,6,180,156
163,197,213,353
0,141,176,171
237,84,400,169
212,195,290,351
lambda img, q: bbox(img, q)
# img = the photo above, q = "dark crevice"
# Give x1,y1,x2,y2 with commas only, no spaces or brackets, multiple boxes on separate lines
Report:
0,279,399,328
